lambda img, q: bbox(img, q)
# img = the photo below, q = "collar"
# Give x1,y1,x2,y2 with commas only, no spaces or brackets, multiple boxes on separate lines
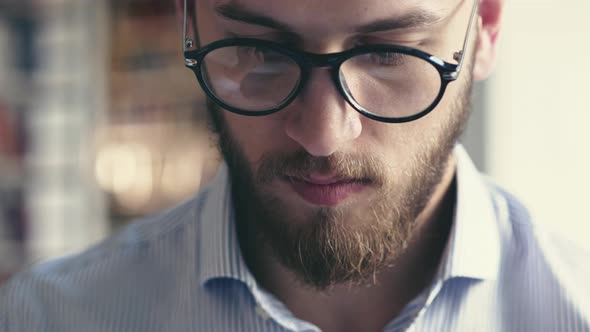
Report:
437,144,501,281
197,144,502,286
198,163,255,287
197,165,315,331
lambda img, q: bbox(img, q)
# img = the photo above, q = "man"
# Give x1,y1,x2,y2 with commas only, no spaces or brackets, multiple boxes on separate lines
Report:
1,0,589,331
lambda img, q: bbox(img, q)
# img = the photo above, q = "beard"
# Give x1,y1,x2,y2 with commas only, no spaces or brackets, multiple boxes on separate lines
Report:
206,78,472,290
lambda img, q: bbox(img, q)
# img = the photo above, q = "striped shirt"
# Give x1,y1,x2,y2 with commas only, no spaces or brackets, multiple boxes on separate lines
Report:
1,145,589,331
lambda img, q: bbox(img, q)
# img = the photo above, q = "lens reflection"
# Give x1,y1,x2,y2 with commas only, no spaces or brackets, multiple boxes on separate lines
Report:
201,46,301,112
340,52,441,118
199,46,442,119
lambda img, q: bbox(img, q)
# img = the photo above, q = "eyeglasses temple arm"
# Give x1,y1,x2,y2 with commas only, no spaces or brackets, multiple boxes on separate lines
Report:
183,0,188,51
183,0,200,52
455,0,480,75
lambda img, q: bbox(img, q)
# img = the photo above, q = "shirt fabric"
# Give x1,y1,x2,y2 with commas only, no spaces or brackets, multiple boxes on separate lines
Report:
1,145,589,332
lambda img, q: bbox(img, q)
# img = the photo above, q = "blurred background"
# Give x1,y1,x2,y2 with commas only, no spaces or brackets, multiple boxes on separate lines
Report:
0,0,220,283
0,0,588,283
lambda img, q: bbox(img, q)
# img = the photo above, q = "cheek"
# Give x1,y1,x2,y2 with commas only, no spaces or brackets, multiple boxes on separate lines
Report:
356,121,414,175
428,67,471,125
223,112,292,163
360,95,458,164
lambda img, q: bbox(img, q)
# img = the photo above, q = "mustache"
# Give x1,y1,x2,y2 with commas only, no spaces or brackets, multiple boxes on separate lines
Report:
254,149,386,185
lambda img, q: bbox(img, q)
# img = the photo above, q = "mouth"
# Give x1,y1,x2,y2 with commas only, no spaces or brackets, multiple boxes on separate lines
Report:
282,174,372,206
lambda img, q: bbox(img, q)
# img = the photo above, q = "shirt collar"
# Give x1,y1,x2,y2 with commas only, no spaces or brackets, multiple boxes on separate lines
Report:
198,163,255,287
198,144,502,286
437,144,501,281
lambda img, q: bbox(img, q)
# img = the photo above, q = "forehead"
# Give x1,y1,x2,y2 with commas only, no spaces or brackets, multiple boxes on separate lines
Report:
205,0,455,34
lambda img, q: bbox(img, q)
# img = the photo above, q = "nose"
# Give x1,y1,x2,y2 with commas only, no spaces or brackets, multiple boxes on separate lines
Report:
284,69,362,157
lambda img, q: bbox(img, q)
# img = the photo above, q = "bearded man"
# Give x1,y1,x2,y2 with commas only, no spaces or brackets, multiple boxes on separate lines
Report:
1,0,589,331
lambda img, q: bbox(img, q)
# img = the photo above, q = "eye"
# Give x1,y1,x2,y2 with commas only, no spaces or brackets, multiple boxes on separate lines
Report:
232,45,296,75
368,52,406,66
237,46,286,64
237,46,264,61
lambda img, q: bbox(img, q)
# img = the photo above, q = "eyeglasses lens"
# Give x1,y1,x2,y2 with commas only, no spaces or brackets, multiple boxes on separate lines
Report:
201,46,301,112
340,52,442,118
200,46,442,118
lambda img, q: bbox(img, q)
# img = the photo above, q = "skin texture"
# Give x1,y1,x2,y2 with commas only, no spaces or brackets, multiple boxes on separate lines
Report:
177,0,503,331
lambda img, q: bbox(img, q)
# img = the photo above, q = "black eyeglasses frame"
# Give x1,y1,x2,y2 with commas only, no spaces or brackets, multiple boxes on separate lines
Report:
183,0,479,123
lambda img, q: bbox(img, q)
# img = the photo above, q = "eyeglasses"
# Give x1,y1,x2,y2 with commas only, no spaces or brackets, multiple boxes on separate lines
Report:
182,0,479,123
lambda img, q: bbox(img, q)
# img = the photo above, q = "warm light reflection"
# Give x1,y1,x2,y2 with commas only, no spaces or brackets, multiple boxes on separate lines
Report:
93,123,218,216
95,142,155,210
161,149,203,200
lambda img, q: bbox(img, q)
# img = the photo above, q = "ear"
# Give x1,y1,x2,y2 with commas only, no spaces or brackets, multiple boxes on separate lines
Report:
473,0,504,81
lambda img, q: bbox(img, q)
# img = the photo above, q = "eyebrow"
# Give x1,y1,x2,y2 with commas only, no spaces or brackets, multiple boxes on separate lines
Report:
215,2,443,35
356,11,443,34
215,3,294,32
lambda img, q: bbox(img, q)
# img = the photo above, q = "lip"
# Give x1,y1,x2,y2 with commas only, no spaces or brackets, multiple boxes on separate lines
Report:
284,175,370,206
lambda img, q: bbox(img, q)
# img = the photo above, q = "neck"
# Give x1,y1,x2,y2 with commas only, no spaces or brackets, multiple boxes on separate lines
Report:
237,157,457,332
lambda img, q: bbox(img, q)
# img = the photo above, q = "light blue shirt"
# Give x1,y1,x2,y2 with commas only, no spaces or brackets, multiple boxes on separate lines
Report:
1,146,589,331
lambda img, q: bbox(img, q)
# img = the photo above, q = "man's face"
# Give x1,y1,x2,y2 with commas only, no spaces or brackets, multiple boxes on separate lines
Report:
195,0,477,289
